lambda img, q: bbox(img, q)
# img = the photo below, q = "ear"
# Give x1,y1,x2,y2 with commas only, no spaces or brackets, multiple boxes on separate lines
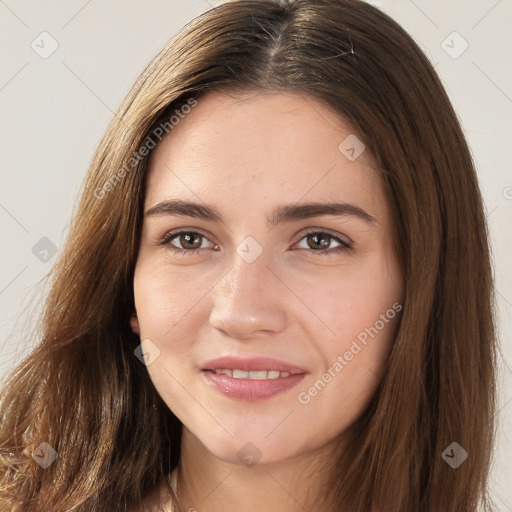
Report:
130,312,140,336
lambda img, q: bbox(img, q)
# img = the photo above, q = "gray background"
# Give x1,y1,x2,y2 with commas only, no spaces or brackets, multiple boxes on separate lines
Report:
0,0,511,509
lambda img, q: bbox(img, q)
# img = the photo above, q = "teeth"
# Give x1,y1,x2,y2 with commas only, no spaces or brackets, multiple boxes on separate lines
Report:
247,370,267,379
213,369,293,379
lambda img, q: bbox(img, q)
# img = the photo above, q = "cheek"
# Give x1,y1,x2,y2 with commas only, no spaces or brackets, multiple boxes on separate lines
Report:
335,266,402,378
294,302,400,448
132,261,203,414
293,252,402,413
133,259,211,341
291,249,402,343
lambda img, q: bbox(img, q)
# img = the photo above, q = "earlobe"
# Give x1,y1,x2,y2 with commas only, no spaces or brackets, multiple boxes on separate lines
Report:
130,313,140,336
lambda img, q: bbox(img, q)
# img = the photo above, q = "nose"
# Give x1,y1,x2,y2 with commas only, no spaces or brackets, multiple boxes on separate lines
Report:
208,252,287,340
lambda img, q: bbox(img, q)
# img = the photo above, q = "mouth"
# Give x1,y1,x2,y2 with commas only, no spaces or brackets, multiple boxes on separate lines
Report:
208,369,296,379
201,356,308,401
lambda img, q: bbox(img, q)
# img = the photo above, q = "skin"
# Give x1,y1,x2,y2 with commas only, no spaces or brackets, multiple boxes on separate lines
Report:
131,90,404,512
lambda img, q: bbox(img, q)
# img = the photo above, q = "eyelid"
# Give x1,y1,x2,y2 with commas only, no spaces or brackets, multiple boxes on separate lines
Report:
297,227,353,247
155,227,217,248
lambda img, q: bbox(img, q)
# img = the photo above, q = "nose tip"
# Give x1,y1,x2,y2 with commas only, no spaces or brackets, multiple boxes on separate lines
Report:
210,311,269,339
208,263,287,339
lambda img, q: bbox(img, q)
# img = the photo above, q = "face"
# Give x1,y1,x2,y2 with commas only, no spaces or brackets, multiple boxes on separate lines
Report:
132,90,404,466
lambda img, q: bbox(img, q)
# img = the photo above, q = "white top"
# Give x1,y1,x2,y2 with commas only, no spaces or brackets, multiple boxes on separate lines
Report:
170,467,178,494
128,468,178,511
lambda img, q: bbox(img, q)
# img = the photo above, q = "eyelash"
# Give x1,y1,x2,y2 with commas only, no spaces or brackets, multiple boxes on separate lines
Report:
156,228,352,257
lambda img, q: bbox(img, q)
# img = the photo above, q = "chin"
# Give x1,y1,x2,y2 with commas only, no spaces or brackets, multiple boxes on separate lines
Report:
196,430,310,468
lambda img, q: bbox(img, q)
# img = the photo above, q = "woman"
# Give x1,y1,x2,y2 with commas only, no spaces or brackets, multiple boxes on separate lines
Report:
0,0,497,511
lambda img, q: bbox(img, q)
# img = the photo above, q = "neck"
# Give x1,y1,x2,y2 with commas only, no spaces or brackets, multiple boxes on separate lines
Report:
175,428,340,512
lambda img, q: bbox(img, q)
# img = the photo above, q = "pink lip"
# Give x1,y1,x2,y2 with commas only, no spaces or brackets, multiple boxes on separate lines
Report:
201,356,308,401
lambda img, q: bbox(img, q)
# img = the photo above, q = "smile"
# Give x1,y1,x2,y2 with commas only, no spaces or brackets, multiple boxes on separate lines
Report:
200,356,308,401
211,369,292,379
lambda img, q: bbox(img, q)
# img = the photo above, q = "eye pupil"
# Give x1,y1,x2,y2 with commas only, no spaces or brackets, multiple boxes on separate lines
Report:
307,233,330,250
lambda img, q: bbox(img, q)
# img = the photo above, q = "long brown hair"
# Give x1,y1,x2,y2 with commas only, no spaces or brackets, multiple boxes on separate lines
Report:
0,0,497,510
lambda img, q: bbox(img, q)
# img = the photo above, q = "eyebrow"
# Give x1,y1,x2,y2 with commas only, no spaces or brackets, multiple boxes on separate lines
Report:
145,199,376,226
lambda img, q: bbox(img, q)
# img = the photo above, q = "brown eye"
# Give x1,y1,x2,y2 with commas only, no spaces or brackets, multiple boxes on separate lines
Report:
305,233,331,250
296,230,352,256
174,232,203,250
157,230,216,255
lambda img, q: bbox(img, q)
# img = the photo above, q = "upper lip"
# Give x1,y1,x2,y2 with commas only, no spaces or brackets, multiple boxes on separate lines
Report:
202,356,308,375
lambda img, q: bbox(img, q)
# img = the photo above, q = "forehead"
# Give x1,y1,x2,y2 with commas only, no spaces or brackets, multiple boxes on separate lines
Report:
144,91,387,219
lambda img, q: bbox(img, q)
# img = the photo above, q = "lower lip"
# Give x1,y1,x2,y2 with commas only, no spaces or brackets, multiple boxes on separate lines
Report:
202,370,307,401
